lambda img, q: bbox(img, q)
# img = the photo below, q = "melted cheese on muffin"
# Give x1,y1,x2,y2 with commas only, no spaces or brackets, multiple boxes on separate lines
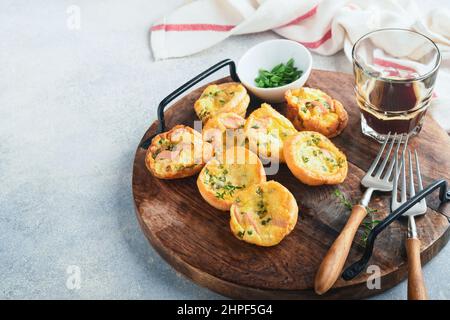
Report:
244,103,297,163
197,147,266,211
194,82,250,123
146,125,213,179
203,112,246,154
230,181,298,246
285,87,348,138
283,131,348,186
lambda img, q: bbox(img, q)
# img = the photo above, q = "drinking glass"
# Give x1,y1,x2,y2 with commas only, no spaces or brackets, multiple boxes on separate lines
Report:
352,28,441,141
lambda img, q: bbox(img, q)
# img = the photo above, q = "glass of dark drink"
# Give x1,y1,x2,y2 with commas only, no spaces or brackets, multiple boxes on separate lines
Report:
352,28,441,142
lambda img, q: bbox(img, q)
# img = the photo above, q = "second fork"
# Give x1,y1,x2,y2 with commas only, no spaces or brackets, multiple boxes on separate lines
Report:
392,149,428,300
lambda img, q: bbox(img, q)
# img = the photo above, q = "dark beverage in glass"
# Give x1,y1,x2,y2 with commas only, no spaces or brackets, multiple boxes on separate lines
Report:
352,29,440,142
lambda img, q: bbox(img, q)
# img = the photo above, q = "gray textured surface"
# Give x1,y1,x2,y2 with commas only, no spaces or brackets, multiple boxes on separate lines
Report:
0,0,448,299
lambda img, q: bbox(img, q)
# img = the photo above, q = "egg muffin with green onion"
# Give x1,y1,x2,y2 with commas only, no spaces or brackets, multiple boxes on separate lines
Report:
194,82,250,123
283,131,348,186
285,87,348,138
230,180,298,247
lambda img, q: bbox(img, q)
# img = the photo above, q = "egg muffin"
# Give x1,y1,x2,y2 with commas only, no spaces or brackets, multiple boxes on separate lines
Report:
244,103,297,163
146,125,213,179
283,131,348,186
230,181,298,247
285,87,348,138
197,147,266,211
202,112,246,154
194,82,250,123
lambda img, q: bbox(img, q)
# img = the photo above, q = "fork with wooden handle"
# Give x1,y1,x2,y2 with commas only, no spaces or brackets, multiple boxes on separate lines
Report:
392,149,428,300
314,133,406,295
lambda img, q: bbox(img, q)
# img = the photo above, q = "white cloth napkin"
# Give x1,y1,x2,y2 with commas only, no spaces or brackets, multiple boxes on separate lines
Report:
150,0,450,132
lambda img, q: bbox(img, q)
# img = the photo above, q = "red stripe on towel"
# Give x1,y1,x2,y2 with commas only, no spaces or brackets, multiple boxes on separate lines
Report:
373,58,417,73
151,23,235,32
299,29,332,49
279,5,318,28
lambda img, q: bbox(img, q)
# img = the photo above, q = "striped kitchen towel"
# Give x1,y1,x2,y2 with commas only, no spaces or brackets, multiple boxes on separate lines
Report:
150,0,450,131
150,0,450,60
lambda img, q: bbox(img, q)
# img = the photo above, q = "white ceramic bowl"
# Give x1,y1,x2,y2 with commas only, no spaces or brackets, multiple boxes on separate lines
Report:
237,39,312,103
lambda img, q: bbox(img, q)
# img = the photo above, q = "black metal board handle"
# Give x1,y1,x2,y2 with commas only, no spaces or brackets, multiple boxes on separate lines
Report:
342,179,450,281
140,59,239,149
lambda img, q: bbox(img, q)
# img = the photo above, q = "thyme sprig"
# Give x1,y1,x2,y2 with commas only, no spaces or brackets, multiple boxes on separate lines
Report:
333,189,381,245
333,189,353,210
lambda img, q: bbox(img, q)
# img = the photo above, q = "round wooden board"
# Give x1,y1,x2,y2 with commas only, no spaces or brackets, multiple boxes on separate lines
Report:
132,70,450,299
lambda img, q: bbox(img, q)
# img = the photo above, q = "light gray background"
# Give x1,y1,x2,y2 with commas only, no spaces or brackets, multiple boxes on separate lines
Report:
0,0,448,299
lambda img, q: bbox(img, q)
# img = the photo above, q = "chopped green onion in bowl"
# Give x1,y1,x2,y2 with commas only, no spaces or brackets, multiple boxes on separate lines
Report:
254,58,303,88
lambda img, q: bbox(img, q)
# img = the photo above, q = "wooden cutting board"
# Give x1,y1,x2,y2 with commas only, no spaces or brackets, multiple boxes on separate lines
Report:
132,69,450,299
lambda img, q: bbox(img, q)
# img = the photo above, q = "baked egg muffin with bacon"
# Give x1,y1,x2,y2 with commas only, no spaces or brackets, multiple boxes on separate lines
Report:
197,147,266,211
202,112,246,154
244,103,297,163
285,87,348,138
145,125,213,179
230,180,298,247
283,131,348,186
194,82,250,123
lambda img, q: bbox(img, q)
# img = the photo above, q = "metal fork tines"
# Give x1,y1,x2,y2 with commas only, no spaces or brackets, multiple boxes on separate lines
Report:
359,132,407,206
392,149,427,237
